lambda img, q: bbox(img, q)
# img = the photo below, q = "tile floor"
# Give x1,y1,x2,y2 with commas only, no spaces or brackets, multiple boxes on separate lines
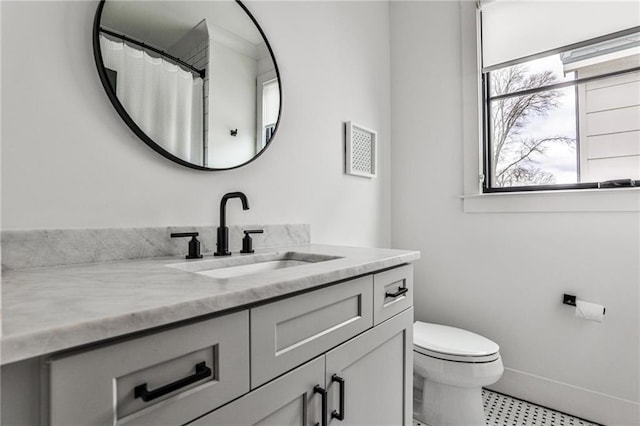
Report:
412,389,602,426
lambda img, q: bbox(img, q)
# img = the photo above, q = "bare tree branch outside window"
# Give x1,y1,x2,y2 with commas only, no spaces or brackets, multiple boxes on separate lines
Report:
490,65,576,187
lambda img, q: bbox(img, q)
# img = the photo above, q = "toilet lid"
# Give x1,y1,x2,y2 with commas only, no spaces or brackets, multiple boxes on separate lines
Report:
413,322,499,358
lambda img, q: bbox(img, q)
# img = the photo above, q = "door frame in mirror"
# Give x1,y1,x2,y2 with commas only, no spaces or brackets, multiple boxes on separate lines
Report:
92,0,282,171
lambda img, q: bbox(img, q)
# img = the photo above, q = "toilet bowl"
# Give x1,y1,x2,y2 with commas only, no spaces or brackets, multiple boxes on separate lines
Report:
413,322,503,426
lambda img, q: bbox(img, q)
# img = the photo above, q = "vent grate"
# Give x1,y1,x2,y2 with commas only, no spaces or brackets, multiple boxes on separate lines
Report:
345,122,377,178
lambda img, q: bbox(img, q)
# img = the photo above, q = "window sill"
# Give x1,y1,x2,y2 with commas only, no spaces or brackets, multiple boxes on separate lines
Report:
462,187,640,213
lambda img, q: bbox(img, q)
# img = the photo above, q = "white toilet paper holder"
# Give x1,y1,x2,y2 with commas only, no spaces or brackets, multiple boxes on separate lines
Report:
563,294,606,315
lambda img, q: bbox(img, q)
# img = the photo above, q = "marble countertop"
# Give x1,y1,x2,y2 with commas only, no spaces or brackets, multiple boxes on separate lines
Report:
1,244,419,365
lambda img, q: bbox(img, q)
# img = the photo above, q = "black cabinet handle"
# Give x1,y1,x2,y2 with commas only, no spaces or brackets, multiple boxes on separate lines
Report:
314,385,328,426
134,361,212,402
385,287,408,298
331,374,345,421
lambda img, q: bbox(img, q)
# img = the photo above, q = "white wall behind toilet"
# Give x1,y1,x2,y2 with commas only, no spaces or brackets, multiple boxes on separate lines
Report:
0,1,391,249
390,2,639,426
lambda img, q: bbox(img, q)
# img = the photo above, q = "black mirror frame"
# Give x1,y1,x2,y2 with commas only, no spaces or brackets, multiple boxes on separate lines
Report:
92,0,282,171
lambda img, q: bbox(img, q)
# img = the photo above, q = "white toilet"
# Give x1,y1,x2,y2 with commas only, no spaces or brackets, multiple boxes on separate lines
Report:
413,321,503,426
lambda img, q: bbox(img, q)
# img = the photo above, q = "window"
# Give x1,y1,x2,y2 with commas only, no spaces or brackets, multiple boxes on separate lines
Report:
256,72,280,151
479,2,640,192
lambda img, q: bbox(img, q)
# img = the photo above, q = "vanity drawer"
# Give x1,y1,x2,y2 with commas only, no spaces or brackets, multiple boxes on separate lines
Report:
373,264,413,325
250,276,373,388
49,310,249,426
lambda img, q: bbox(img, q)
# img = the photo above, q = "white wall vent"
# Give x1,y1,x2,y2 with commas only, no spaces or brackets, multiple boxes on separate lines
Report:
345,121,377,178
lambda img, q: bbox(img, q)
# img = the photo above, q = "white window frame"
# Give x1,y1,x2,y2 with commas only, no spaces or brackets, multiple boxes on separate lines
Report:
256,70,279,152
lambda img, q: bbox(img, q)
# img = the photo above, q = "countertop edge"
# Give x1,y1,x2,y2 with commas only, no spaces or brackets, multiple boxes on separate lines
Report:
1,249,420,365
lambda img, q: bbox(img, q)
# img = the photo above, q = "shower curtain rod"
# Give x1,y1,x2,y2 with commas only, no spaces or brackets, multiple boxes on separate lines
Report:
100,28,206,79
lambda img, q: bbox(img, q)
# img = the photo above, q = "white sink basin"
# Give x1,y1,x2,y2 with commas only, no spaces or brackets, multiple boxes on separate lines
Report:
167,251,341,279
197,259,310,279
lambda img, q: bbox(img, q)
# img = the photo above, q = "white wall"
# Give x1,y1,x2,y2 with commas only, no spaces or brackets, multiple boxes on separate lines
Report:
390,2,640,425
208,40,258,168
1,0,391,249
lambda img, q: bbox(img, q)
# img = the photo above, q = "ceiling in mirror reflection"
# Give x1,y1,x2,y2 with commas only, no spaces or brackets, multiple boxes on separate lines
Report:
95,0,281,170
101,2,265,53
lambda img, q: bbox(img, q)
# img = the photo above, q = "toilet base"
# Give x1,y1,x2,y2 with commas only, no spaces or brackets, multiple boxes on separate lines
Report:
416,377,485,426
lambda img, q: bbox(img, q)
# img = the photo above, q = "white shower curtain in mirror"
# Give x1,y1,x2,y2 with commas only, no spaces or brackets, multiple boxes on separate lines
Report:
100,35,203,164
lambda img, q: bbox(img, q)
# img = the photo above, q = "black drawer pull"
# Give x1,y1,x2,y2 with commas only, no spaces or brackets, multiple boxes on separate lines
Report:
331,374,345,421
134,361,212,402
385,287,408,298
314,385,328,426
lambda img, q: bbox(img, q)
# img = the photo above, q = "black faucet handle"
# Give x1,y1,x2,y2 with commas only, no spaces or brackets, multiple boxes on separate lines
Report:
240,229,264,254
171,232,199,238
171,232,203,259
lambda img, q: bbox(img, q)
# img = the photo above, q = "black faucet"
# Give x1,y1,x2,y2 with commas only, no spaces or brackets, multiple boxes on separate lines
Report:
214,192,249,256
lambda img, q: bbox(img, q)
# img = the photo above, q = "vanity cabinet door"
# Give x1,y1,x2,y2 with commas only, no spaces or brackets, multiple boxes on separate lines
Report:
325,307,413,426
188,355,325,426
251,275,373,388
49,310,249,426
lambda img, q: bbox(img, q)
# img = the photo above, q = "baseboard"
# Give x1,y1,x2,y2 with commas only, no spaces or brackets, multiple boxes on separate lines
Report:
487,367,640,426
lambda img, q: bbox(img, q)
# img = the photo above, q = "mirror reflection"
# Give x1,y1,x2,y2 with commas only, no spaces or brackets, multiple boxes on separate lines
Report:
97,0,281,170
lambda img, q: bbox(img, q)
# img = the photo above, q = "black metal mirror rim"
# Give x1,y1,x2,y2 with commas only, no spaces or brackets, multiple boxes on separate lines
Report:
92,0,282,171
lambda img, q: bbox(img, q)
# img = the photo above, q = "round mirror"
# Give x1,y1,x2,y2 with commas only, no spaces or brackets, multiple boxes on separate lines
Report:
93,0,281,170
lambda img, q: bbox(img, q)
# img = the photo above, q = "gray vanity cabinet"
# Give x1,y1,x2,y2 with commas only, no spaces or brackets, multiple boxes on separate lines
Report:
373,265,413,325
250,275,374,388
49,311,250,426
325,308,413,426
192,307,413,426
189,356,325,426
41,264,414,426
